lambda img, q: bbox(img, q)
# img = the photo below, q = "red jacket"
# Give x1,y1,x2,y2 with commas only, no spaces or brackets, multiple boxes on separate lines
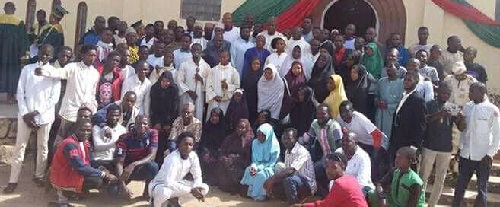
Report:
50,137,100,193
96,65,124,102
304,175,368,207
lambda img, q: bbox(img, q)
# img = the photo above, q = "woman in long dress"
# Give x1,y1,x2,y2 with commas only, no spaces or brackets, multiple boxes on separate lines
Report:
308,53,335,103
323,74,348,119
257,64,285,120
240,123,280,201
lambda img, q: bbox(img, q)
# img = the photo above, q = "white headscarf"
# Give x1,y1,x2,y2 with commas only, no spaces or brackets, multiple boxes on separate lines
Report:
452,61,467,75
257,64,285,119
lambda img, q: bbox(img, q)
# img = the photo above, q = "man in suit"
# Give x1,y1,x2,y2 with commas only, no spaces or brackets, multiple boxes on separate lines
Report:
389,71,427,169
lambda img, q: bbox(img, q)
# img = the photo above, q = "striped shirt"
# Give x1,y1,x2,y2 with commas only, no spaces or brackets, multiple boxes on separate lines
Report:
285,143,317,193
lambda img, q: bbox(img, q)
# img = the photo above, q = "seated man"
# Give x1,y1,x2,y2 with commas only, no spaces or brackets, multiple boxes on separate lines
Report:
91,104,127,170
264,128,316,204
376,146,425,207
292,153,368,207
115,115,159,199
49,119,118,207
163,103,202,161
149,132,209,207
335,131,374,195
93,91,139,130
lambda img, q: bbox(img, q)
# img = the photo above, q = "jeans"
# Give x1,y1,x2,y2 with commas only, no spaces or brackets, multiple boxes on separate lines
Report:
452,156,491,207
129,161,160,182
273,174,311,204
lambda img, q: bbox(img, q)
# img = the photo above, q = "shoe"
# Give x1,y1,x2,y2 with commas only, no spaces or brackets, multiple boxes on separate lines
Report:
33,177,45,187
47,201,75,207
3,183,18,194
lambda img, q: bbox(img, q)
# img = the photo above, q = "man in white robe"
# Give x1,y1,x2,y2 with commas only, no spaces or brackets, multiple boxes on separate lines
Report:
230,27,255,75
221,12,240,42
177,43,210,121
258,17,284,52
121,61,152,117
205,50,240,121
173,34,193,69
149,132,209,207
287,27,311,57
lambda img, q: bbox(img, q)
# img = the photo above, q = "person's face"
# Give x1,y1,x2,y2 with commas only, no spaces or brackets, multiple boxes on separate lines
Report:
340,105,354,123
107,109,121,126
316,55,327,68
312,29,322,40
334,36,344,48
463,50,476,63
204,25,214,36
281,131,296,150
449,38,462,51
136,62,149,78
191,45,202,57
164,53,174,65
36,11,46,22
164,30,175,44
160,77,171,88
245,14,254,26
394,150,410,169
154,21,164,32
310,40,320,54
316,107,330,124
251,59,261,71
282,30,291,40
240,28,251,40
139,47,149,60
120,50,131,66
78,110,92,120
236,120,247,136
209,111,220,125
341,135,356,154
234,92,243,102
345,25,355,37
292,28,302,40
418,29,429,42
292,47,301,59
222,14,233,27
438,89,451,103
214,27,224,36
214,36,224,48
430,48,441,59
350,68,359,81
302,18,312,31
182,36,192,49
193,26,203,38
291,63,302,76
178,136,195,159
108,55,121,68
256,130,266,143
126,32,138,45
58,49,73,66
322,30,330,41
387,50,398,62
416,51,428,65
407,60,419,71
176,27,185,40
355,38,365,50
135,117,149,135
364,47,373,56
219,52,230,65
263,68,273,80
469,86,484,103
39,48,53,64
326,77,336,92
3,3,15,14
387,64,397,78
403,74,417,90
267,21,276,34
182,107,194,122
123,94,137,111
117,21,128,33
276,40,286,52
186,17,195,29
76,122,93,142
256,36,266,49
101,30,114,43
167,20,177,30
145,26,155,37
82,49,97,66
154,43,165,56
365,28,376,42
390,34,401,47
325,160,343,180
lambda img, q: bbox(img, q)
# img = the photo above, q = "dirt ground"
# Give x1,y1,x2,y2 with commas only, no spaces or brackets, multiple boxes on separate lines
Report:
0,160,288,207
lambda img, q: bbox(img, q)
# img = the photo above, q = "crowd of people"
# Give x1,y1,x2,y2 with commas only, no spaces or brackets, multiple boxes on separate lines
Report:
1,2,500,207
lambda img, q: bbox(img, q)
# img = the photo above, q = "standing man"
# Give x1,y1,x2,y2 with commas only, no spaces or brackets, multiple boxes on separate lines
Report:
452,82,500,207
4,44,61,193
37,5,68,55
0,2,29,104
35,44,100,146
80,16,106,46
222,12,240,42
301,17,314,43
409,27,432,57
389,71,427,167
440,36,463,77
343,24,356,50
258,17,284,52
230,26,255,74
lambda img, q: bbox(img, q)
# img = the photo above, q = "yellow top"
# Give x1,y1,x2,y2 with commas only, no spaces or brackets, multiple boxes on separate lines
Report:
0,14,22,25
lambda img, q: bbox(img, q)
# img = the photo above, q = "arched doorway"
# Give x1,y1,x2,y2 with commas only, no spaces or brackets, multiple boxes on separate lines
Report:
311,0,406,44
323,0,376,38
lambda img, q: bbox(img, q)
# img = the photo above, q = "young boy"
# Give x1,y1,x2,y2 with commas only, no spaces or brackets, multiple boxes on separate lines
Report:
149,50,176,84
146,42,165,69
96,27,115,64
377,146,425,207
463,46,487,84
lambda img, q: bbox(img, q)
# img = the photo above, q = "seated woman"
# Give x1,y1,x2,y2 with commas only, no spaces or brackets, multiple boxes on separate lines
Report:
225,89,249,131
376,146,425,207
289,86,318,136
323,74,348,119
240,123,280,201
198,107,228,185
335,131,374,195
218,119,254,194
292,152,368,207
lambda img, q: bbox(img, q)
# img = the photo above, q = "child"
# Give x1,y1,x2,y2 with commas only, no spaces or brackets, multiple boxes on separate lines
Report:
146,42,165,69
463,46,487,84
265,37,288,74
149,50,175,84
376,146,425,207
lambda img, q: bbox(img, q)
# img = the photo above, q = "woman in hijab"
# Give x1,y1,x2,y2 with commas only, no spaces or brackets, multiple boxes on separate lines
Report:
226,89,249,131
308,53,335,103
289,86,318,136
361,42,383,80
149,71,180,163
240,123,280,201
281,46,313,79
257,64,285,121
242,57,263,124
280,61,307,120
345,64,369,115
324,74,348,119
199,107,228,185
218,119,254,195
